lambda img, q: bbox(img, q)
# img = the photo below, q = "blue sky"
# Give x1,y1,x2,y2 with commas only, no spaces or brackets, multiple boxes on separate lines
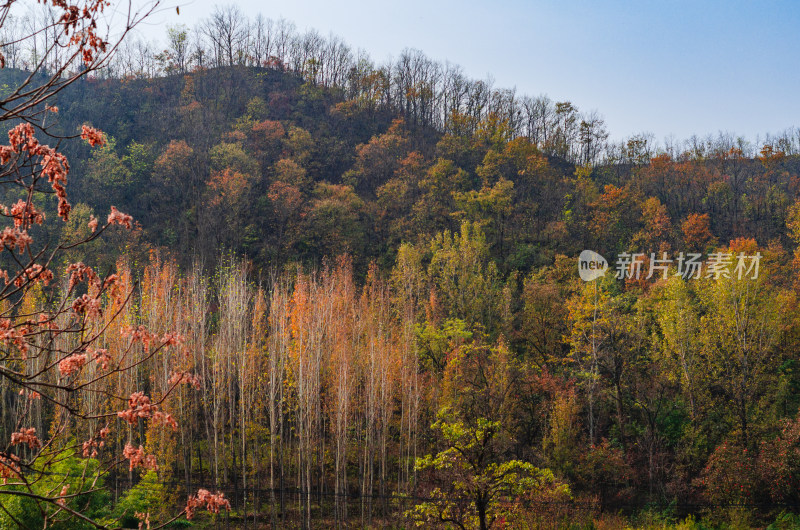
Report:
138,0,800,143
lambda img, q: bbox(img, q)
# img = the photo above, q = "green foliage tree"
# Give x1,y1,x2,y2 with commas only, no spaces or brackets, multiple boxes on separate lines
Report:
695,244,786,445
412,158,470,238
453,177,515,259
302,182,367,263
408,411,569,530
113,471,166,528
416,318,472,375
427,221,502,330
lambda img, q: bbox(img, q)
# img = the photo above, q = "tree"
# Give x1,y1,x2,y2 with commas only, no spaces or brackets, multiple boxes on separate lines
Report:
577,111,609,166
0,0,230,526
546,101,578,160
681,213,716,252
427,221,502,330
590,184,642,253
344,118,408,197
567,280,641,445
412,158,470,237
695,240,785,445
408,410,569,530
631,196,672,252
303,182,367,264
653,275,701,421
0,0,154,122
520,271,570,368
201,5,249,67
164,24,189,74
453,177,515,259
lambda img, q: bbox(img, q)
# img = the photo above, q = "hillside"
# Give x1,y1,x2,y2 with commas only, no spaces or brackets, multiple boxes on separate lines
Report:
5,64,799,276
3,8,800,529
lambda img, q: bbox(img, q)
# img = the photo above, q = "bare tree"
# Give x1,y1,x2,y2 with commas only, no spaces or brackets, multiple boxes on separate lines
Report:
201,4,248,67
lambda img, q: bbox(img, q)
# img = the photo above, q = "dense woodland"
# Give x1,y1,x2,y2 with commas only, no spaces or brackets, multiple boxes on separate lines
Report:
4,5,800,529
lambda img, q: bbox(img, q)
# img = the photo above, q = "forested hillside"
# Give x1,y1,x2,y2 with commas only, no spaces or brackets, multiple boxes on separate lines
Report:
3,6,800,529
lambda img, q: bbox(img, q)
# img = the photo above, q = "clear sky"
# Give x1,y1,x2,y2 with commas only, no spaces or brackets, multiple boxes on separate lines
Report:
136,0,800,143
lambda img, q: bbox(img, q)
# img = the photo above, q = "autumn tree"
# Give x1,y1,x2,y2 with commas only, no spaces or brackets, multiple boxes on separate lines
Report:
0,0,230,525
520,268,571,368
590,184,642,253
567,279,641,445
652,275,702,421
681,213,716,252
344,118,409,197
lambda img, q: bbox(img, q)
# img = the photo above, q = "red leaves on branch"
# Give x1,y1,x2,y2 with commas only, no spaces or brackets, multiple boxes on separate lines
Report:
0,319,29,355
0,227,34,252
160,332,184,348
121,325,183,352
19,389,41,400
107,206,133,228
71,293,102,318
0,8,194,520
56,485,69,507
88,347,111,369
10,428,41,450
18,264,54,287
0,146,13,165
117,391,179,430
8,123,37,151
9,199,45,228
45,0,112,64
82,420,110,458
58,353,88,377
67,262,100,291
0,453,21,483
3,123,72,221
153,411,178,431
82,439,101,457
117,392,157,424
1,124,116,240
0,112,195,526
123,443,158,472
80,125,106,147
122,325,155,349
81,426,110,457
169,370,202,390
185,489,231,519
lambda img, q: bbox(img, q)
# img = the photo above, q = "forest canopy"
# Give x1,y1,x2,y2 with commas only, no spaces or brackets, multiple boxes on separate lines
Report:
2,3,800,529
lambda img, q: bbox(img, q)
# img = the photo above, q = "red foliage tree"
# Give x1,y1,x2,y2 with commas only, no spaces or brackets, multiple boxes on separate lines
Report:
0,0,230,525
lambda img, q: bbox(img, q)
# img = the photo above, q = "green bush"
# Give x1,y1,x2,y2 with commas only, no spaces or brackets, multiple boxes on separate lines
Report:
0,450,111,529
114,470,166,527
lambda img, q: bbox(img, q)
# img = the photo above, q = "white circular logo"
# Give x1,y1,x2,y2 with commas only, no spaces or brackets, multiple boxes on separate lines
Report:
578,250,608,281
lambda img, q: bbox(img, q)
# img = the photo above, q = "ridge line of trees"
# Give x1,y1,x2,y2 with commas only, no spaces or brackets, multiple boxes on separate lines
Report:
4,4,798,166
